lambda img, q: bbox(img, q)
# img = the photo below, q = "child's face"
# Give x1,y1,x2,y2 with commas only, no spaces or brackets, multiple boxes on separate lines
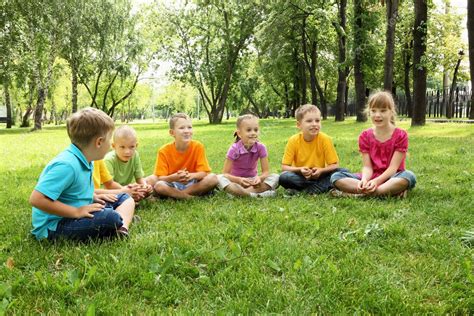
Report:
369,106,392,127
236,118,259,148
297,111,321,139
112,136,138,162
170,118,193,143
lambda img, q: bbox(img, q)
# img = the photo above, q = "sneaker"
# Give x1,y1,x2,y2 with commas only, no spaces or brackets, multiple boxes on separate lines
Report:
397,190,408,199
329,188,363,198
116,226,129,238
256,190,277,198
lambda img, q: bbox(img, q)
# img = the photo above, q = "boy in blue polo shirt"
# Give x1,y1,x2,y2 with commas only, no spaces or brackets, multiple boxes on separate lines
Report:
29,108,135,241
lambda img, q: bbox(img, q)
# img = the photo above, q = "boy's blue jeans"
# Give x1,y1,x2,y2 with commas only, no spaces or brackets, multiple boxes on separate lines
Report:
47,193,130,241
279,168,349,194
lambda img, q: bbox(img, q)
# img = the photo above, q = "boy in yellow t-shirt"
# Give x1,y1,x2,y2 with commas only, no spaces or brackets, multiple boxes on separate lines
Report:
280,104,348,194
146,113,218,199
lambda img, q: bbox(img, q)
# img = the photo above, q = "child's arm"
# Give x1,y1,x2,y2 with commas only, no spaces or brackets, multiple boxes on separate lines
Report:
258,157,270,180
102,179,122,190
281,164,313,179
30,190,103,218
358,153,374,191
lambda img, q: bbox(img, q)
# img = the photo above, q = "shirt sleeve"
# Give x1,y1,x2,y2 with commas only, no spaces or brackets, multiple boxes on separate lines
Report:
359,130,370,153
99,160,113,184
394,129,408,152
195,143,212,172
322,136,339,165
134,152,145,179
35,161,76,201
154,149,169,176
281,137,296,165
226,144,238,161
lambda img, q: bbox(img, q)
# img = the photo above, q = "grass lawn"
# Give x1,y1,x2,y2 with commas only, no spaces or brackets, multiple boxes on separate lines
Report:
1,118,473,314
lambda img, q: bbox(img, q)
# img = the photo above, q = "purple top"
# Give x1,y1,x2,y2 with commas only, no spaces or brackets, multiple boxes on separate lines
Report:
226,140,268,177
359,127,408,179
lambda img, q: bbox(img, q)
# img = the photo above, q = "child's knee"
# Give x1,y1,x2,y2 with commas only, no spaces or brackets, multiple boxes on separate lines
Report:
203,173,218,186
102,210,123,228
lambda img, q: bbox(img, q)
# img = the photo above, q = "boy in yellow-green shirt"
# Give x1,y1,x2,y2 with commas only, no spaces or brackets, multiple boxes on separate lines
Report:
279,104,348,194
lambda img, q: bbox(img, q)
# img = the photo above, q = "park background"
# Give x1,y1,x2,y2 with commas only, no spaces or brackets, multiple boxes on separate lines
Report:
1,0,474,314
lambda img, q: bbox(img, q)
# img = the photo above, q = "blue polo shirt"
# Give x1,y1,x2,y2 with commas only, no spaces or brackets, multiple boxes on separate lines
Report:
31,144,94,240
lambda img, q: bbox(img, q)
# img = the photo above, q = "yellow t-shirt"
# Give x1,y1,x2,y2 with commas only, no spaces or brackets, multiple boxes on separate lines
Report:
92,160,113,189
281,132,339,168
153,140,211,176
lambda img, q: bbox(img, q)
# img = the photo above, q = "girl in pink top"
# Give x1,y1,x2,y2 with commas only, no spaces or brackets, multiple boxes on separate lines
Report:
217,114,279,198
330,91,416,197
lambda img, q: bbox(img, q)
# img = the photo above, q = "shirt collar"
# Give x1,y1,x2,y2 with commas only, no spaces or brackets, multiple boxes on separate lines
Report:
236,140,258,154
67,144,93,170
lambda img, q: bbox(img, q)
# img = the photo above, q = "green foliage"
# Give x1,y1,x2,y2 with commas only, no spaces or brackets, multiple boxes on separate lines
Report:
0,120,473,313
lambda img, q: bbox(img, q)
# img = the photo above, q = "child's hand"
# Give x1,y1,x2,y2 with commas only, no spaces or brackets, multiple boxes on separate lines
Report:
310,168,322,179
240,178,253,188
75,203,103,218
357,179,367,192
126,184,145,201
94,193,117,204
177,169,190,183
364,180,377,193
300,167,312,179
251,177,262,186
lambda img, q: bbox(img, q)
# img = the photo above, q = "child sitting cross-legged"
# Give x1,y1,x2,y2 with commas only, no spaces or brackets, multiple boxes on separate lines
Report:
330,91,416,197
146,113,218,199
29,108,135,241
217,114,279,198
104,125,152,201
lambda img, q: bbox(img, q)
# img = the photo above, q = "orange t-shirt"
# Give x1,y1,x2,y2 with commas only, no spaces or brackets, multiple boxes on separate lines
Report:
153,140,211,176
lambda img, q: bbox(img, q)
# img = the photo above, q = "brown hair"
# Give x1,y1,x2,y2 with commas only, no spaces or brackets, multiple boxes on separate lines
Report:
66,107,114,148
366,91,397,125
169,113,190,129
234,114,258,142
113,125,137,142
295,104,321,121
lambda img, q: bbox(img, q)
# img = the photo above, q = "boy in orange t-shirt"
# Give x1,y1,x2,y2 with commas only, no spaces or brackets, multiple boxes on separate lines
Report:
146,113,218,199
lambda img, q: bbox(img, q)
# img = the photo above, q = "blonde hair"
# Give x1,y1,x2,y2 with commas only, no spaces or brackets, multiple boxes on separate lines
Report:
234,114,259,142
169,113,190,129
295,104,321,121
66,107,114,148
366,91,397,125
113,125,137,142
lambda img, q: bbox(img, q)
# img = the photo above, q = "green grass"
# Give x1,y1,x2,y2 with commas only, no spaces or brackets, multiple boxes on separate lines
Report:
1,118,473,314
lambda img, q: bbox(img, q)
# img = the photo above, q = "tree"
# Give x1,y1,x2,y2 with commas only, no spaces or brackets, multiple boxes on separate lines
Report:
412,0,428,126
353,0,367,122
383,0,399,92
164,1,263,124
334,0,349,121
468,0,474,119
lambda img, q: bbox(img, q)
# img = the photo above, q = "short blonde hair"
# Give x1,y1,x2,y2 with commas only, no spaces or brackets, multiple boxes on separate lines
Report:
366,91,397,125
295,104,321,121
67,107,114,148
169,113,190,129
113,125,137,142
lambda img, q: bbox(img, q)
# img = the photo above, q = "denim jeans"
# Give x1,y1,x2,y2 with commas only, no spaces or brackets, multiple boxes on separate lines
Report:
279,168,349,194
330,170,417,189
47,193,130,241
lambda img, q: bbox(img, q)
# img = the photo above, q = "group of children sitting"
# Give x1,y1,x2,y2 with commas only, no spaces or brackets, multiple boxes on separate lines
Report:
30,91,416,241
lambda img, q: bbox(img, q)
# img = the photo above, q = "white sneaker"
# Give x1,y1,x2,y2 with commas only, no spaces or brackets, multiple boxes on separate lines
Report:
256,190,276,198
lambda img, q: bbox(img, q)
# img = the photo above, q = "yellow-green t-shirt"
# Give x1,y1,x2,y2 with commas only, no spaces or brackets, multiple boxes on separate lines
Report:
92,160,113,189
281,132,339,168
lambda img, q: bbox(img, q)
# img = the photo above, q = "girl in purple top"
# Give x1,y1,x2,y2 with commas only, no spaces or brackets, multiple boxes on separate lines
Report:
330,91,416,197
217,114,279,198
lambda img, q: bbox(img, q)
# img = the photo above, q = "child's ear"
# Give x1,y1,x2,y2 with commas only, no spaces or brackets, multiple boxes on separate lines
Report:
169,129,175,137
296,120,301,129
96,136,104,148
111,142,116,149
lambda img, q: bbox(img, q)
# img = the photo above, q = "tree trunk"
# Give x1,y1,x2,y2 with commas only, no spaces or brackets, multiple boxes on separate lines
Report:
447,52,463,118
468,0,474,119
403,41,413,117
72,66,78,113
354,0,367,122
412,0,428,126
315,78,327,119
335,0,348,121
3,82,13,128
33,88,47,131
301,17,319,108
383,0,398,91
